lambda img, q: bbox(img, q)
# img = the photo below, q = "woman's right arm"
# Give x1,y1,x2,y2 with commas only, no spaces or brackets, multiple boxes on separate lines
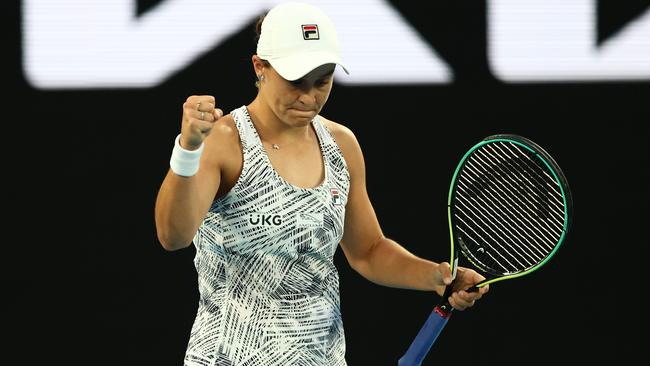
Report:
154,95,224,251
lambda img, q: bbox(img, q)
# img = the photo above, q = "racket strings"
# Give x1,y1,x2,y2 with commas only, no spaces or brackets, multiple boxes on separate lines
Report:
475,145,565,236
454,209,535,272
453,141,567,275
462,159,559,250
487,143,566,223
464,157,554,243
454,189,546,263
455,180,547,272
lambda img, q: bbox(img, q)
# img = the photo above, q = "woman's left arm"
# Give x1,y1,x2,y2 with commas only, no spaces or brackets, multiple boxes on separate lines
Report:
329,121,488,309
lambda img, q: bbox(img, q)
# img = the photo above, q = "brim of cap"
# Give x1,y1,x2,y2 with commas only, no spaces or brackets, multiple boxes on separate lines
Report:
267,51,349,81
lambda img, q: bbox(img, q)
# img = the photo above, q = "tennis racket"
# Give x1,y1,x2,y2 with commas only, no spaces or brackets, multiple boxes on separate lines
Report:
398,134,573,366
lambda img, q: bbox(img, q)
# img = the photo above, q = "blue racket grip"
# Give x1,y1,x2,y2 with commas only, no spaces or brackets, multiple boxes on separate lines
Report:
398,306,452,366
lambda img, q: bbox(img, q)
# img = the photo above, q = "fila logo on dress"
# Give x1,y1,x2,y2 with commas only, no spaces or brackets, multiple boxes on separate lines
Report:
330,188,342,205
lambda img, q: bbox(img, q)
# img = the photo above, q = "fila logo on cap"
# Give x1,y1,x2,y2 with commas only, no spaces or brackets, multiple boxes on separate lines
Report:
302,24,319,40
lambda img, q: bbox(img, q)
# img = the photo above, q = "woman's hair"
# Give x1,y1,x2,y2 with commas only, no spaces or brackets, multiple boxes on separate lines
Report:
255,14,265,43
254,14,270,88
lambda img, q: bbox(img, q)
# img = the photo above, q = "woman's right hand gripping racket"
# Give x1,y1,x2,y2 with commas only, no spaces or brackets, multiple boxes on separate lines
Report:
398,134,573,366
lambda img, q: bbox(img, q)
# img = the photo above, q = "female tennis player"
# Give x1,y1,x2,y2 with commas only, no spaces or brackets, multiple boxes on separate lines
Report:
154,3,489,365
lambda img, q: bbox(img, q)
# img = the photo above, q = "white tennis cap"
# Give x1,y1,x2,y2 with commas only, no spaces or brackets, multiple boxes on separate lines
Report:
256,2,349,81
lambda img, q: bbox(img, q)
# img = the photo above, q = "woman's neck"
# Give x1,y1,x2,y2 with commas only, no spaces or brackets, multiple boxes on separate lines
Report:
247,98,313,146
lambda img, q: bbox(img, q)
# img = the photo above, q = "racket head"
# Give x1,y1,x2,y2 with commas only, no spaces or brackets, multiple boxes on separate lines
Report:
447,134,573,286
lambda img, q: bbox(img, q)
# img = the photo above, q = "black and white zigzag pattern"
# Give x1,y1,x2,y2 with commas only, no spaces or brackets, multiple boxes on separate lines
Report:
185,106,350,366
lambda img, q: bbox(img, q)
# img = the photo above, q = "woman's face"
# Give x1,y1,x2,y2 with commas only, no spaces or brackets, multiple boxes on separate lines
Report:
256,58,335,127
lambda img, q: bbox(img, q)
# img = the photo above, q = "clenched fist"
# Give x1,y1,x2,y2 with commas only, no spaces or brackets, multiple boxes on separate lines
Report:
180,95,224,150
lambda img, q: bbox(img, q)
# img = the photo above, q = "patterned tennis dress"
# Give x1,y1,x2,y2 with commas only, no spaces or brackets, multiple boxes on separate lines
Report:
184,106,350,366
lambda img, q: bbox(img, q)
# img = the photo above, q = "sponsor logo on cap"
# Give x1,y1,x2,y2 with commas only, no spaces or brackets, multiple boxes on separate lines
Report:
302,24,319,40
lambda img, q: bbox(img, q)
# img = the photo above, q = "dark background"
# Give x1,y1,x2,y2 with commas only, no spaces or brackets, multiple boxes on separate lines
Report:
6,1,648,365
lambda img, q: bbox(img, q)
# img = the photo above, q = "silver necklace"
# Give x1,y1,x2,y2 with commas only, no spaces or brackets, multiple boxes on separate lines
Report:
271,143,280,150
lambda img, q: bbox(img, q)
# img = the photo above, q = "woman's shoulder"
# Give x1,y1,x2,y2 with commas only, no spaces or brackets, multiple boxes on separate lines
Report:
208,113,238,141
204,113,241,155
318,115,358,147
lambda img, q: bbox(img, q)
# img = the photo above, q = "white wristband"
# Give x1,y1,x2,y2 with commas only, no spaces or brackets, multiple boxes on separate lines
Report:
169,134,204,177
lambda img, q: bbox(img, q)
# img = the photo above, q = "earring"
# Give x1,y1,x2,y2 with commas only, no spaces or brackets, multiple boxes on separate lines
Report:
258,74,265,81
